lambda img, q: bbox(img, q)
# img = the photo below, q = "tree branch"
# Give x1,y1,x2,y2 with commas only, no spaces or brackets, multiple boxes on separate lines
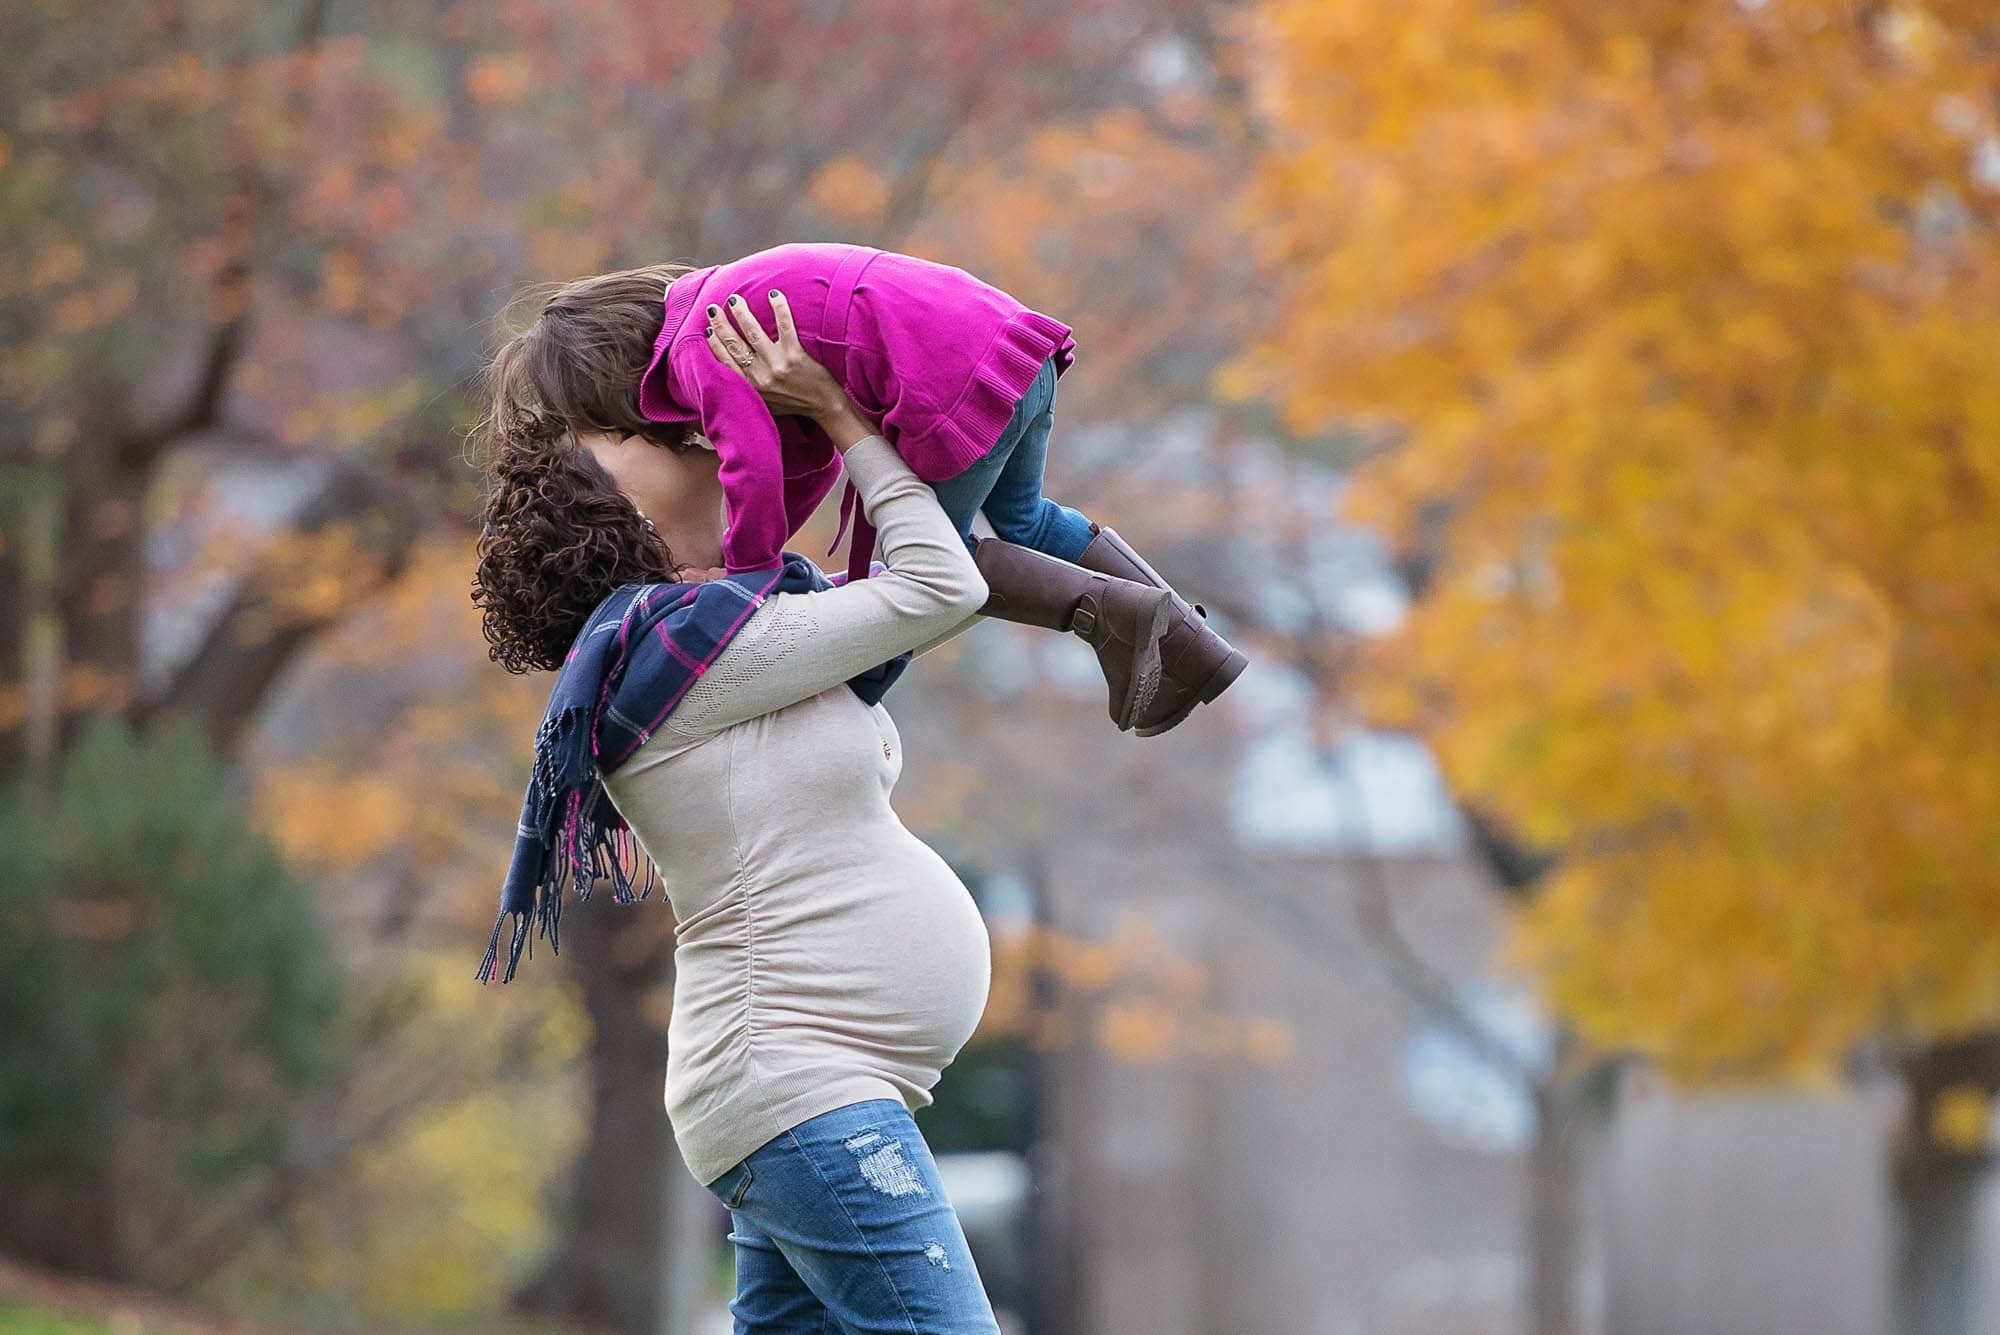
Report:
134,455,425,758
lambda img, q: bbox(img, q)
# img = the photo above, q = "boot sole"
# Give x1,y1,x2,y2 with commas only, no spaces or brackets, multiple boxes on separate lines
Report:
1110,592,1176,732
1133,647,1249,737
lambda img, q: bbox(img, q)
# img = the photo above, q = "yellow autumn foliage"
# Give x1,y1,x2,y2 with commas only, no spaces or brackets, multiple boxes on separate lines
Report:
223,950,589,1320
1232,0,2000,1079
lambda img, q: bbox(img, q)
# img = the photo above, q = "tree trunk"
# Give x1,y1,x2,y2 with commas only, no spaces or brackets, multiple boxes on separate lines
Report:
0,1162,121,1281
134,457,421,755
52,432,151,758
0,467,32,779
1889,1034,2000,1335
1528,1079,1584,1335
513,893,679,1335
655,1158,723,1335
1019,844,1085,1335
1892,1149,1981,1335
1527,1033,1619,1335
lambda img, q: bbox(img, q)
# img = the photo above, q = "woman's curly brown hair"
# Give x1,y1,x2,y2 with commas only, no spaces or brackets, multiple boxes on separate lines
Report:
468,263,703,674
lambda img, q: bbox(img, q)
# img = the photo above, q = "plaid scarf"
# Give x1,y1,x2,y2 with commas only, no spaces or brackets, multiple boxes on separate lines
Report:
478,552,909,984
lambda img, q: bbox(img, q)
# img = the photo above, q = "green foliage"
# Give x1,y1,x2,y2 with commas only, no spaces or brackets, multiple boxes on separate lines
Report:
920,1035,1035,1155
921,865,1035,1154
0,1302,196,1335
0,714,338,1222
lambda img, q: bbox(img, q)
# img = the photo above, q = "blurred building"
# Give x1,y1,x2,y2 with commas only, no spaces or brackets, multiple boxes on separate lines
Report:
887,417,1542,1334
889,418,2000,1335
894,648,1531,1335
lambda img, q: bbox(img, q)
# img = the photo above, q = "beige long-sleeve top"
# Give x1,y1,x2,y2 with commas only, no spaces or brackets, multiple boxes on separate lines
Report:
600,435,993,1187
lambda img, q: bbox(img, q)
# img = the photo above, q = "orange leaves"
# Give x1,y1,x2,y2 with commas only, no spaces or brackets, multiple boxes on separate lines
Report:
78,271,139,330
23,241,87,294
277,378,427,449
51,662,138,716
319,249,365,315
916,100,1257,424
243,525,383,627
258,767,414,871
976,913,1294,1068
462,54,536,108
27,244,137,336
807,156,892,227
1238,0,2000,1081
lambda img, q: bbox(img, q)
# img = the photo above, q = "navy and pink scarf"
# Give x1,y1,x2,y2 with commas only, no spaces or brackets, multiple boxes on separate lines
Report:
478,552,907,984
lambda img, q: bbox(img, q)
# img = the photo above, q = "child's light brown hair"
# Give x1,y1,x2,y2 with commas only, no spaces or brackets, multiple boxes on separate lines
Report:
468,263,699,674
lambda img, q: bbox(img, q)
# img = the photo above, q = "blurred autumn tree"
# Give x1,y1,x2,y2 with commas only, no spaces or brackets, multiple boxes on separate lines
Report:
443,3,1249,1329
1,3,443,773
1233,0,2000,1330
5,0,1278,1330
1,0,466,1307
0,716,336,1286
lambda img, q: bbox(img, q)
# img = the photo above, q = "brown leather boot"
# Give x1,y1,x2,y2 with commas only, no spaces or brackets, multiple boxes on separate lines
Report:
1072,523,1249,736
971,537,1176,732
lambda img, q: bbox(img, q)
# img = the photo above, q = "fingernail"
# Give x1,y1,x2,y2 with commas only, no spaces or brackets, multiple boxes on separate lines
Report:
705,324,713,336
768,289,779,298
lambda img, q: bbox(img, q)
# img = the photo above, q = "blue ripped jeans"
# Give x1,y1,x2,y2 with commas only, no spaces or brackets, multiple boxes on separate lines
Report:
703,1098,1003,1334
927,353,1096,564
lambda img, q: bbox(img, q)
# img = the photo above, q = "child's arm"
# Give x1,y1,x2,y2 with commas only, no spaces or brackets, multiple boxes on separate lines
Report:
669,333,792,572
690,291,863,570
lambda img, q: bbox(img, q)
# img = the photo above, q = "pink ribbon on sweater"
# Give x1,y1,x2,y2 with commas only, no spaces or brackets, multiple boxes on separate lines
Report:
826,479,880,585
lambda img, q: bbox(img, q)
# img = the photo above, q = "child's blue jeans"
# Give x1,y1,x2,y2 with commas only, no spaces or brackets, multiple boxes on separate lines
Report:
702,1097,1003,1334
927,353,1096,564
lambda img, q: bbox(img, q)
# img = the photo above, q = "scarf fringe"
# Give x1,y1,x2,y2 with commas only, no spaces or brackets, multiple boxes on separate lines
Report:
476,711,662,986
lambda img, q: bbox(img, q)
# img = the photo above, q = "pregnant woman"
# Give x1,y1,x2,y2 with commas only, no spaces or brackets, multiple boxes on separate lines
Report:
469,309,1076,1331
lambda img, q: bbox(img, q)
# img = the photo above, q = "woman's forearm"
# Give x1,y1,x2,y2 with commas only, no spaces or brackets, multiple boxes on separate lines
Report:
812,393,878,453
662,437,986,734
907,609,985,660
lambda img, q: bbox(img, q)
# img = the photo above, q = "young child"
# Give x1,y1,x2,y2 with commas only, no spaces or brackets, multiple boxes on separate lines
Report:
501,244,1245,735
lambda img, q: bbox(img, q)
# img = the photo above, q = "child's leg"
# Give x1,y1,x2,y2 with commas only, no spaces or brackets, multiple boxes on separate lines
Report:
947,354,1247,735
924,353,1072,551
959,356,1095,563
938,355,1247,736
927,439,1011,554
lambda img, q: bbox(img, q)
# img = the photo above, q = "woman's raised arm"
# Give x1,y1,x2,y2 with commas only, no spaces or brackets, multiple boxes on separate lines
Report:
663,297,986,735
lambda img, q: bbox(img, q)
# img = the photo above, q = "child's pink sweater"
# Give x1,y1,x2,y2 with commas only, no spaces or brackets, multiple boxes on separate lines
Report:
638,243,1076,580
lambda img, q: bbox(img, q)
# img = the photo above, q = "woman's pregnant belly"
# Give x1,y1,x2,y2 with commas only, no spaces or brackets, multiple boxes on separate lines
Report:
760,830,992,1062
665,820,993,1124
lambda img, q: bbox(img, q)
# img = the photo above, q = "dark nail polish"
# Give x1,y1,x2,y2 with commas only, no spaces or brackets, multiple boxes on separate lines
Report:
729,295,741,306
768,289,779,298
707,305,719,316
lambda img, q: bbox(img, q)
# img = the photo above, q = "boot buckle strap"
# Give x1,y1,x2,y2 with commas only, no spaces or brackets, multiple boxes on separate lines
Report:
1071,601,1098,638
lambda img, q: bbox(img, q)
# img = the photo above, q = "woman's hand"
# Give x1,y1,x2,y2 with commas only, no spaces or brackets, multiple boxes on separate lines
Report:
704,291,876,451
